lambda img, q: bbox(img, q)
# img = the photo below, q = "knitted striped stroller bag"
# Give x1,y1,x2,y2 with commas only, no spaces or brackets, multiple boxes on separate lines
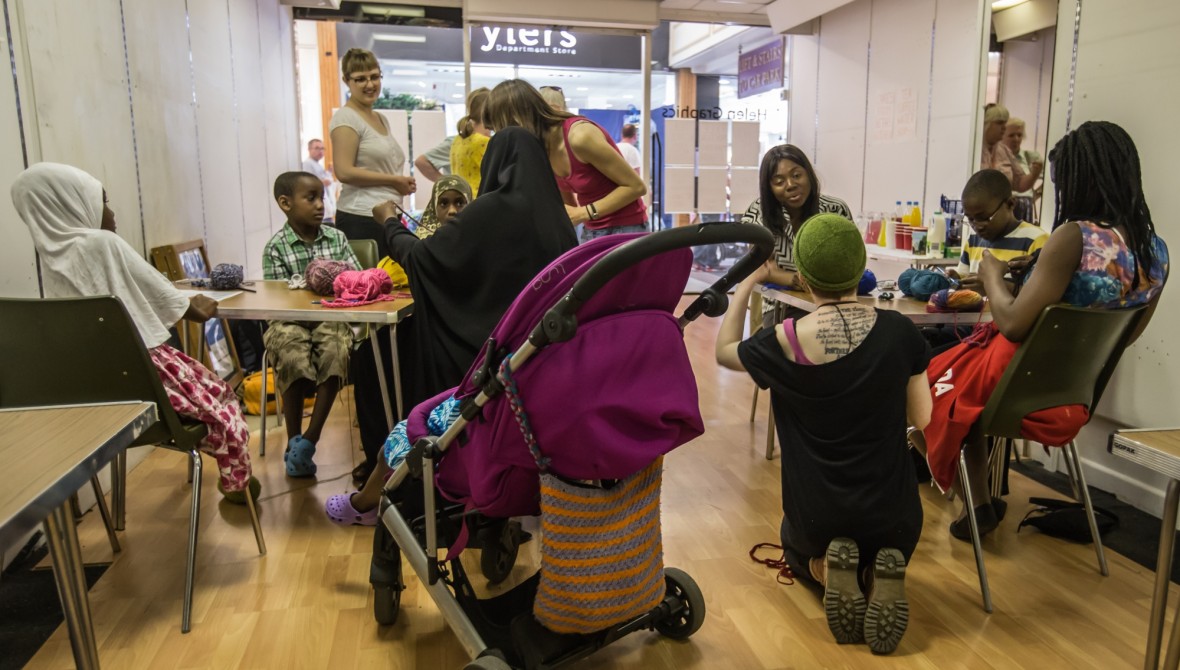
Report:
535,457,666,635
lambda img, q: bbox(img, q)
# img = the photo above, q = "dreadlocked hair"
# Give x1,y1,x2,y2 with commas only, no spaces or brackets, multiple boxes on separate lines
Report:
1050,120,1157,290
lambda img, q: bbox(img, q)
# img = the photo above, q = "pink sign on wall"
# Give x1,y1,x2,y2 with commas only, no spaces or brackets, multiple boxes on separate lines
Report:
738,38,784,99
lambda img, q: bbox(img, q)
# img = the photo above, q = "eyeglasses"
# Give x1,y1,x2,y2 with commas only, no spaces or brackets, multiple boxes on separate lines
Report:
348,73,384,85
540,85,563,93
966,201,1006,225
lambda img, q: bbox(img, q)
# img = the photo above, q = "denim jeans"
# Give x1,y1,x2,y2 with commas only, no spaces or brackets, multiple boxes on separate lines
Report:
579,223,648,244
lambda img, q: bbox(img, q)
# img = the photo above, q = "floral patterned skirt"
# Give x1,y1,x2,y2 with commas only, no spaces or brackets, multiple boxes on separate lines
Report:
149,344,252,492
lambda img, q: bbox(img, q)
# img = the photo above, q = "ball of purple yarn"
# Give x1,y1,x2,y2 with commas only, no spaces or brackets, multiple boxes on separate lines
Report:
305,259,353,296
209,263,244,290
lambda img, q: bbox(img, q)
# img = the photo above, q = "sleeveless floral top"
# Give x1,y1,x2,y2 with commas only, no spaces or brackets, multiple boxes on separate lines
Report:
1061,221,1169,308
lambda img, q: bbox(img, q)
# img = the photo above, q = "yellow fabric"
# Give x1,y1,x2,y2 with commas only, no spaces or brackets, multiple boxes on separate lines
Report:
449,132,490,197
377,256,409,288
242,368,315,415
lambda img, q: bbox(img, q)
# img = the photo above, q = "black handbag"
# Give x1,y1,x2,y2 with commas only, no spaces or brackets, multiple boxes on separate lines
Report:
1017,496,1118,543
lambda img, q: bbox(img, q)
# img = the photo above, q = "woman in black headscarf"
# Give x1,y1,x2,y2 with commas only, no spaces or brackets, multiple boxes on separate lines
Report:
376,126,578,410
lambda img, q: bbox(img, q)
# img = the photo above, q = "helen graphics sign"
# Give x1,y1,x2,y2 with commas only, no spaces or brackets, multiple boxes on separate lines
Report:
738,39,784,99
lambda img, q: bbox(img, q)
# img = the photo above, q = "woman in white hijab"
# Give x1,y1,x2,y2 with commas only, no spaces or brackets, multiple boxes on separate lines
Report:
11,162,258,502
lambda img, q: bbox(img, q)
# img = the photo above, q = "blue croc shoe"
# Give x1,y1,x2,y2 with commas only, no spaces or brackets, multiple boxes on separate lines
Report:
284,435,317,477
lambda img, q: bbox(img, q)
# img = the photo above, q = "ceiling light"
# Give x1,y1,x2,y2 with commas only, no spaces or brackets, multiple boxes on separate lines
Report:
454,82,465,87
374,34,427,43
576,86,589,91
390,69,426,75
991,0,1030,9
417,81,426,88
361,4,425,17
452,93,463,98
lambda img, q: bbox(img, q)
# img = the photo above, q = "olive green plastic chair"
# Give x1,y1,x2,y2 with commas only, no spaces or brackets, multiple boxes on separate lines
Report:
349,238,379,270
0,296,266,633
960,303,1146,614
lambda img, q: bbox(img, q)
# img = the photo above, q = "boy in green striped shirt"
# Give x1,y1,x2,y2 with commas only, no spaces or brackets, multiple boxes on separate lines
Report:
950,169,1048,295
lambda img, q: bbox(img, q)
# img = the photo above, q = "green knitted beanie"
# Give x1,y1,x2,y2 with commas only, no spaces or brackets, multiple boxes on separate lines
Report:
792,213,867,292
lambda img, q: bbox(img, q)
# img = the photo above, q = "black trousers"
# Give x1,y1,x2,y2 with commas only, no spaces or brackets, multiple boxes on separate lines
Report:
350,326,397,468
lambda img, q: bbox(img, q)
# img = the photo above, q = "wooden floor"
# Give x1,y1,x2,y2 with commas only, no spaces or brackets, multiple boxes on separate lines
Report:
24,301,1178,669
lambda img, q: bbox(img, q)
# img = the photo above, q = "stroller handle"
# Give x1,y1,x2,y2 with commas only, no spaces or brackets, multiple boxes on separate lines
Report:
530,223,776,346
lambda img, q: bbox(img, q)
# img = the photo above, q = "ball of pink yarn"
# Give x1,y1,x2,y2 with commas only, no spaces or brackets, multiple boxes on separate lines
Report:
332,268,393,302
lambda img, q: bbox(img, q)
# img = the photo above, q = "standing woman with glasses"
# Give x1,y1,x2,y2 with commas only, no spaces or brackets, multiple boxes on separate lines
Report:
329,47,415,484
486,79,647,242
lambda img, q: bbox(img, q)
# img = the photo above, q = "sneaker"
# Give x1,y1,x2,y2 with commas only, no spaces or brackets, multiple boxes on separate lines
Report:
823,538,866,644
864,548,909,655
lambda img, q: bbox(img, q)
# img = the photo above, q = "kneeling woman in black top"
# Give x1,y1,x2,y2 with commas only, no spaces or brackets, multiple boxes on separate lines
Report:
715,214,932,655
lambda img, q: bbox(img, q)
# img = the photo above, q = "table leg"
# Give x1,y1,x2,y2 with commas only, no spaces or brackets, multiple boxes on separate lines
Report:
44,504,101,670
1147,479,1180,669
391,324,404,421
370,327,395,429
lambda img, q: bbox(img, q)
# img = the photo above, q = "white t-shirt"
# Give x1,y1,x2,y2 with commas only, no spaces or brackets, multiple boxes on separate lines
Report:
302,158,337,220
329,106,406,217
618,141,642,172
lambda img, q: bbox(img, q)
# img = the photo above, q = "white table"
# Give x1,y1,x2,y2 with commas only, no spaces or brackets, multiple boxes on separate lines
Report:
866,245,959,269
761,286,992,326
0,402,157,670
1109,428,1180,670
211,280,414,455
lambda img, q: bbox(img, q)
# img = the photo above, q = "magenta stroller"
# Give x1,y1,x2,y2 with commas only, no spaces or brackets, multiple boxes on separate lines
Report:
369,224,774,670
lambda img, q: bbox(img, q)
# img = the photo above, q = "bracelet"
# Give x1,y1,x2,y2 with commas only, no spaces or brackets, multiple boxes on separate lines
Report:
584,206,593,222
587,202,600,220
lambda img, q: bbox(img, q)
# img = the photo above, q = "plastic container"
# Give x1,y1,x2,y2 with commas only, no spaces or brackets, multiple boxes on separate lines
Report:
864,216,883,244
884,219,898,249
910,202,922,229
929,209,946,257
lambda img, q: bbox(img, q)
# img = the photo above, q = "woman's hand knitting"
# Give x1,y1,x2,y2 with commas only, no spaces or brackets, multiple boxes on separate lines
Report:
372,200,398,225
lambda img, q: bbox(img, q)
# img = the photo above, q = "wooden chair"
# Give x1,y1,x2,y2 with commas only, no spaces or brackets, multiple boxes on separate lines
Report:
960,304,1146,613
0,296,266,633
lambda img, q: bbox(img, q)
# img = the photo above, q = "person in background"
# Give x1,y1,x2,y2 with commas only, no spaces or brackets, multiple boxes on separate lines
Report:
716,214,931,654
414,135,454,182
1003,118,1041,223
539,85,568,112
328,47,413,483
302,138,336,223
12,162,259,503
980,104,1041,196
323,127,577,526
618,123,642,174
487,79,647,243
740,143,853,327
449,88,492,197
911,121,1169,542
262,171,360,478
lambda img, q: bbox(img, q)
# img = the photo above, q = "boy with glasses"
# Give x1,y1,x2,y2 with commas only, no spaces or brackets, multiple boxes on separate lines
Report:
949,168,1048,294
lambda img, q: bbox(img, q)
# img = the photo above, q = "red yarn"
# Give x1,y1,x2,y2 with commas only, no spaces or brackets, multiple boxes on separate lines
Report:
319,268,397,308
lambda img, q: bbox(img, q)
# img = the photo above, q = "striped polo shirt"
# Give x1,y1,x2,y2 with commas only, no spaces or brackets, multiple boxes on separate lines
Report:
956,221,1048,275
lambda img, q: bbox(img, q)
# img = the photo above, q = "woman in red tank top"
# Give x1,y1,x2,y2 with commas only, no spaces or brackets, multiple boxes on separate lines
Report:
486,79,647,242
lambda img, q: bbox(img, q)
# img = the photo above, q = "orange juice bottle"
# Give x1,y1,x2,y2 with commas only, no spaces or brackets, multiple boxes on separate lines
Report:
910,201,922,228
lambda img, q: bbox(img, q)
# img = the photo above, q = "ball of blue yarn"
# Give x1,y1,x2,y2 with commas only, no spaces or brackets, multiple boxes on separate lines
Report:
898,268,950,300
858,269,877,296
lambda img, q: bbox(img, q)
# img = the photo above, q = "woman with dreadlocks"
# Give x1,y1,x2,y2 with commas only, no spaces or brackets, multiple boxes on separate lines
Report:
910,120,1169,541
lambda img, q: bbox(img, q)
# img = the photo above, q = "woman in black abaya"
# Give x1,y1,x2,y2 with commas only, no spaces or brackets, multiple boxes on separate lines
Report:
377,126,578,411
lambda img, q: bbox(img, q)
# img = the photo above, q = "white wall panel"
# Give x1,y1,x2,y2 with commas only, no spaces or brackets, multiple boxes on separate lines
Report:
190,0,250,270
924,0,982,217
862,0,931,213
123,0,205,251
787,32,818,157
812,0,871,210
258,0,299,237
21,0,143,253
229,0,274,278
0,19,37,297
